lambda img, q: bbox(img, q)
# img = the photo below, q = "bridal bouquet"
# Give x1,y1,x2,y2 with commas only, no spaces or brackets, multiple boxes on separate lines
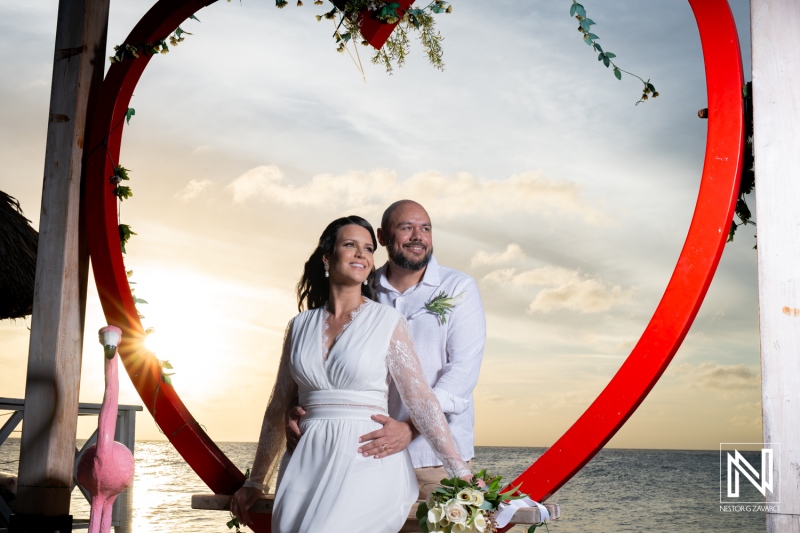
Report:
417,470,546,533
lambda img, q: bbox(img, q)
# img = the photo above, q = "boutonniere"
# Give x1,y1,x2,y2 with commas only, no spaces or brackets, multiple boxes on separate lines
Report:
425,291,466,324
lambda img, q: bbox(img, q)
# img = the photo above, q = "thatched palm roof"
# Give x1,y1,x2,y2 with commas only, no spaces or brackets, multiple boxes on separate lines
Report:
0,190,38,320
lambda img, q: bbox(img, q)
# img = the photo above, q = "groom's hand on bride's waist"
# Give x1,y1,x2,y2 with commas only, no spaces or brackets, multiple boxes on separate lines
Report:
285,405,306,453
357,415,415,458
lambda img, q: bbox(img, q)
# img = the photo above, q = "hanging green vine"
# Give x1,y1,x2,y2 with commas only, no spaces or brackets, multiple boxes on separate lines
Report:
728,81,755,245
570,1,658,105
108,13,199,64
112,165,133,201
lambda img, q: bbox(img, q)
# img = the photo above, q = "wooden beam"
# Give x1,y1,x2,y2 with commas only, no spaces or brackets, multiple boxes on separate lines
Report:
751,0,800,531
190,494,560,531
14,0,109,523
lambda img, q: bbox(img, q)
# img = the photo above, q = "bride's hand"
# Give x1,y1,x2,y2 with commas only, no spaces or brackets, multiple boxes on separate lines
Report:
230,486,263,526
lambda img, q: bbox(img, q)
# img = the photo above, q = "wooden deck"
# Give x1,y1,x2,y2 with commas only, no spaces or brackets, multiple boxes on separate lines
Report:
192,494,560,531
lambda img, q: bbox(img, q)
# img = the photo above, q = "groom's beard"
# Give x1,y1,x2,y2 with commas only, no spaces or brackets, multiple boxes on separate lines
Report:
387,238,433,272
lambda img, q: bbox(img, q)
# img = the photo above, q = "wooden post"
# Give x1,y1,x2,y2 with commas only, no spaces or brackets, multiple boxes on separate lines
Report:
752,0,800,531
12,0,109,530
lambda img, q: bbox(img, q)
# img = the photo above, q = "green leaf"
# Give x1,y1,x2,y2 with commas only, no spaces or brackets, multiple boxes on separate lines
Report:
586,33,599,40
161,361,174,370
133,296,148,305
528,525,538,533
570,3,577,17
614,67,622,80
189,13,201,22
647,82,656,93
604,52,616,58
416,503,428,521
115,165,131,181
593,42,603,53
125,108,135,124
115,185,133,201
162,374,172,386
419,516,429,533
575,4,586,18
119,224,136,254
603,56,610,67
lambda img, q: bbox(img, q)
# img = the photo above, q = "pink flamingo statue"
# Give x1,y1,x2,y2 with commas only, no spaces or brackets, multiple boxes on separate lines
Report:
76,326,136,533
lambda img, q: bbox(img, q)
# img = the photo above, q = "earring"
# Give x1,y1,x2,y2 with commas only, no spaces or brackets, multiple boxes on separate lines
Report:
363,279,368,286
324,262,329,278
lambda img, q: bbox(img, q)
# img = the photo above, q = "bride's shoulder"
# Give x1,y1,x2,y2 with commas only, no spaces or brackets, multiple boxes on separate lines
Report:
292,307,322,325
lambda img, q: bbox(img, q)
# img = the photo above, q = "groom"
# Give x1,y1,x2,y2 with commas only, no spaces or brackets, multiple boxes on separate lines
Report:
357,199,486,497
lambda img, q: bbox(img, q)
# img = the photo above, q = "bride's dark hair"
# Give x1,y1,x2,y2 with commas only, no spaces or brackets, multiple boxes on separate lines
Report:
296,216,378,311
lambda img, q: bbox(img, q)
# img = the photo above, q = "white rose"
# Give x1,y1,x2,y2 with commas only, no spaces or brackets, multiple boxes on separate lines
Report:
473,511,487,532
444,501,468,525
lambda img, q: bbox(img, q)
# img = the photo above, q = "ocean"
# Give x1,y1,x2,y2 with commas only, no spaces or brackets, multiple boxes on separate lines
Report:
0,440,767,532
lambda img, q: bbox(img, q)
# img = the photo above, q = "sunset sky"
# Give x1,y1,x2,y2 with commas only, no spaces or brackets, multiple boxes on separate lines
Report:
0,0,758,450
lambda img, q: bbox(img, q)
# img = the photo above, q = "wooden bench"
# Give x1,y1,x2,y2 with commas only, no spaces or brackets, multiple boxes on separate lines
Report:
192,494,559,531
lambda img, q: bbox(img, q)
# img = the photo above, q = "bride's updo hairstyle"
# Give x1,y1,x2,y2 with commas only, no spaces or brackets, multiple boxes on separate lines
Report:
296,215,378,311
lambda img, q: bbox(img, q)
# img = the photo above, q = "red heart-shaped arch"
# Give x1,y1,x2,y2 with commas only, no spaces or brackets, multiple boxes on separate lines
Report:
84,0,744,526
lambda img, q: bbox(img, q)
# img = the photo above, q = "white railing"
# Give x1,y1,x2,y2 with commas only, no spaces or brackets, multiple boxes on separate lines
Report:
0,397,142,531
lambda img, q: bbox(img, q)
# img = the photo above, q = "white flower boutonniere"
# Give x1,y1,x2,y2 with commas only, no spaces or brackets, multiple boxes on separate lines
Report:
425,291,466,324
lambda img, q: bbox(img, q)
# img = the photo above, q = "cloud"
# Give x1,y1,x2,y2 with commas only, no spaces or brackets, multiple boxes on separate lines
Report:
529,279,635,314
471,243,526,268
175,179,213,201
225,165,604,222
482,266,635,314
675,362,760,391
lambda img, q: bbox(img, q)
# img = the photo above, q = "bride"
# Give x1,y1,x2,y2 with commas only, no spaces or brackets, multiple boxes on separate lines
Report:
230,215,471,533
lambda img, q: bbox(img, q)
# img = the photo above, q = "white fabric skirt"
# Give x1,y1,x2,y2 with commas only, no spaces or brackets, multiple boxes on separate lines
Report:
272,399,418,533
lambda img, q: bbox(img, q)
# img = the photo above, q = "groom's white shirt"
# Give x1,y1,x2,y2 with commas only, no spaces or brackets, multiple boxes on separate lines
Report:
375,256,486,468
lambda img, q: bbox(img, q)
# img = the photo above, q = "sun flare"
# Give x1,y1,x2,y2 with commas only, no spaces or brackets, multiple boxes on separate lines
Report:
127,265,294,405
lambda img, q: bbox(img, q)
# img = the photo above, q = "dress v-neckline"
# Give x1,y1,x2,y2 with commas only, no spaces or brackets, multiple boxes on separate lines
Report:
321,298,371,364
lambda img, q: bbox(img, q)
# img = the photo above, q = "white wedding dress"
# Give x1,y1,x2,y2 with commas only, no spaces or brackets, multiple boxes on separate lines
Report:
244,299,469,533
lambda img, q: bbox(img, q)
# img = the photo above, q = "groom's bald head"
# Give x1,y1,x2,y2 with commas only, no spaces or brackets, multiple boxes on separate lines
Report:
380,200,427,233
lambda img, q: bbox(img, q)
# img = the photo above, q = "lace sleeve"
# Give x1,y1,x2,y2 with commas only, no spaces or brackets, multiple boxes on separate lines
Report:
243,319,298,492
386,316,471,478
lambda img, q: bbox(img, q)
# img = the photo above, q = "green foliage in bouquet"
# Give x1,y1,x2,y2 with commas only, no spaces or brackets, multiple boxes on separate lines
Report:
416,470,543,533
